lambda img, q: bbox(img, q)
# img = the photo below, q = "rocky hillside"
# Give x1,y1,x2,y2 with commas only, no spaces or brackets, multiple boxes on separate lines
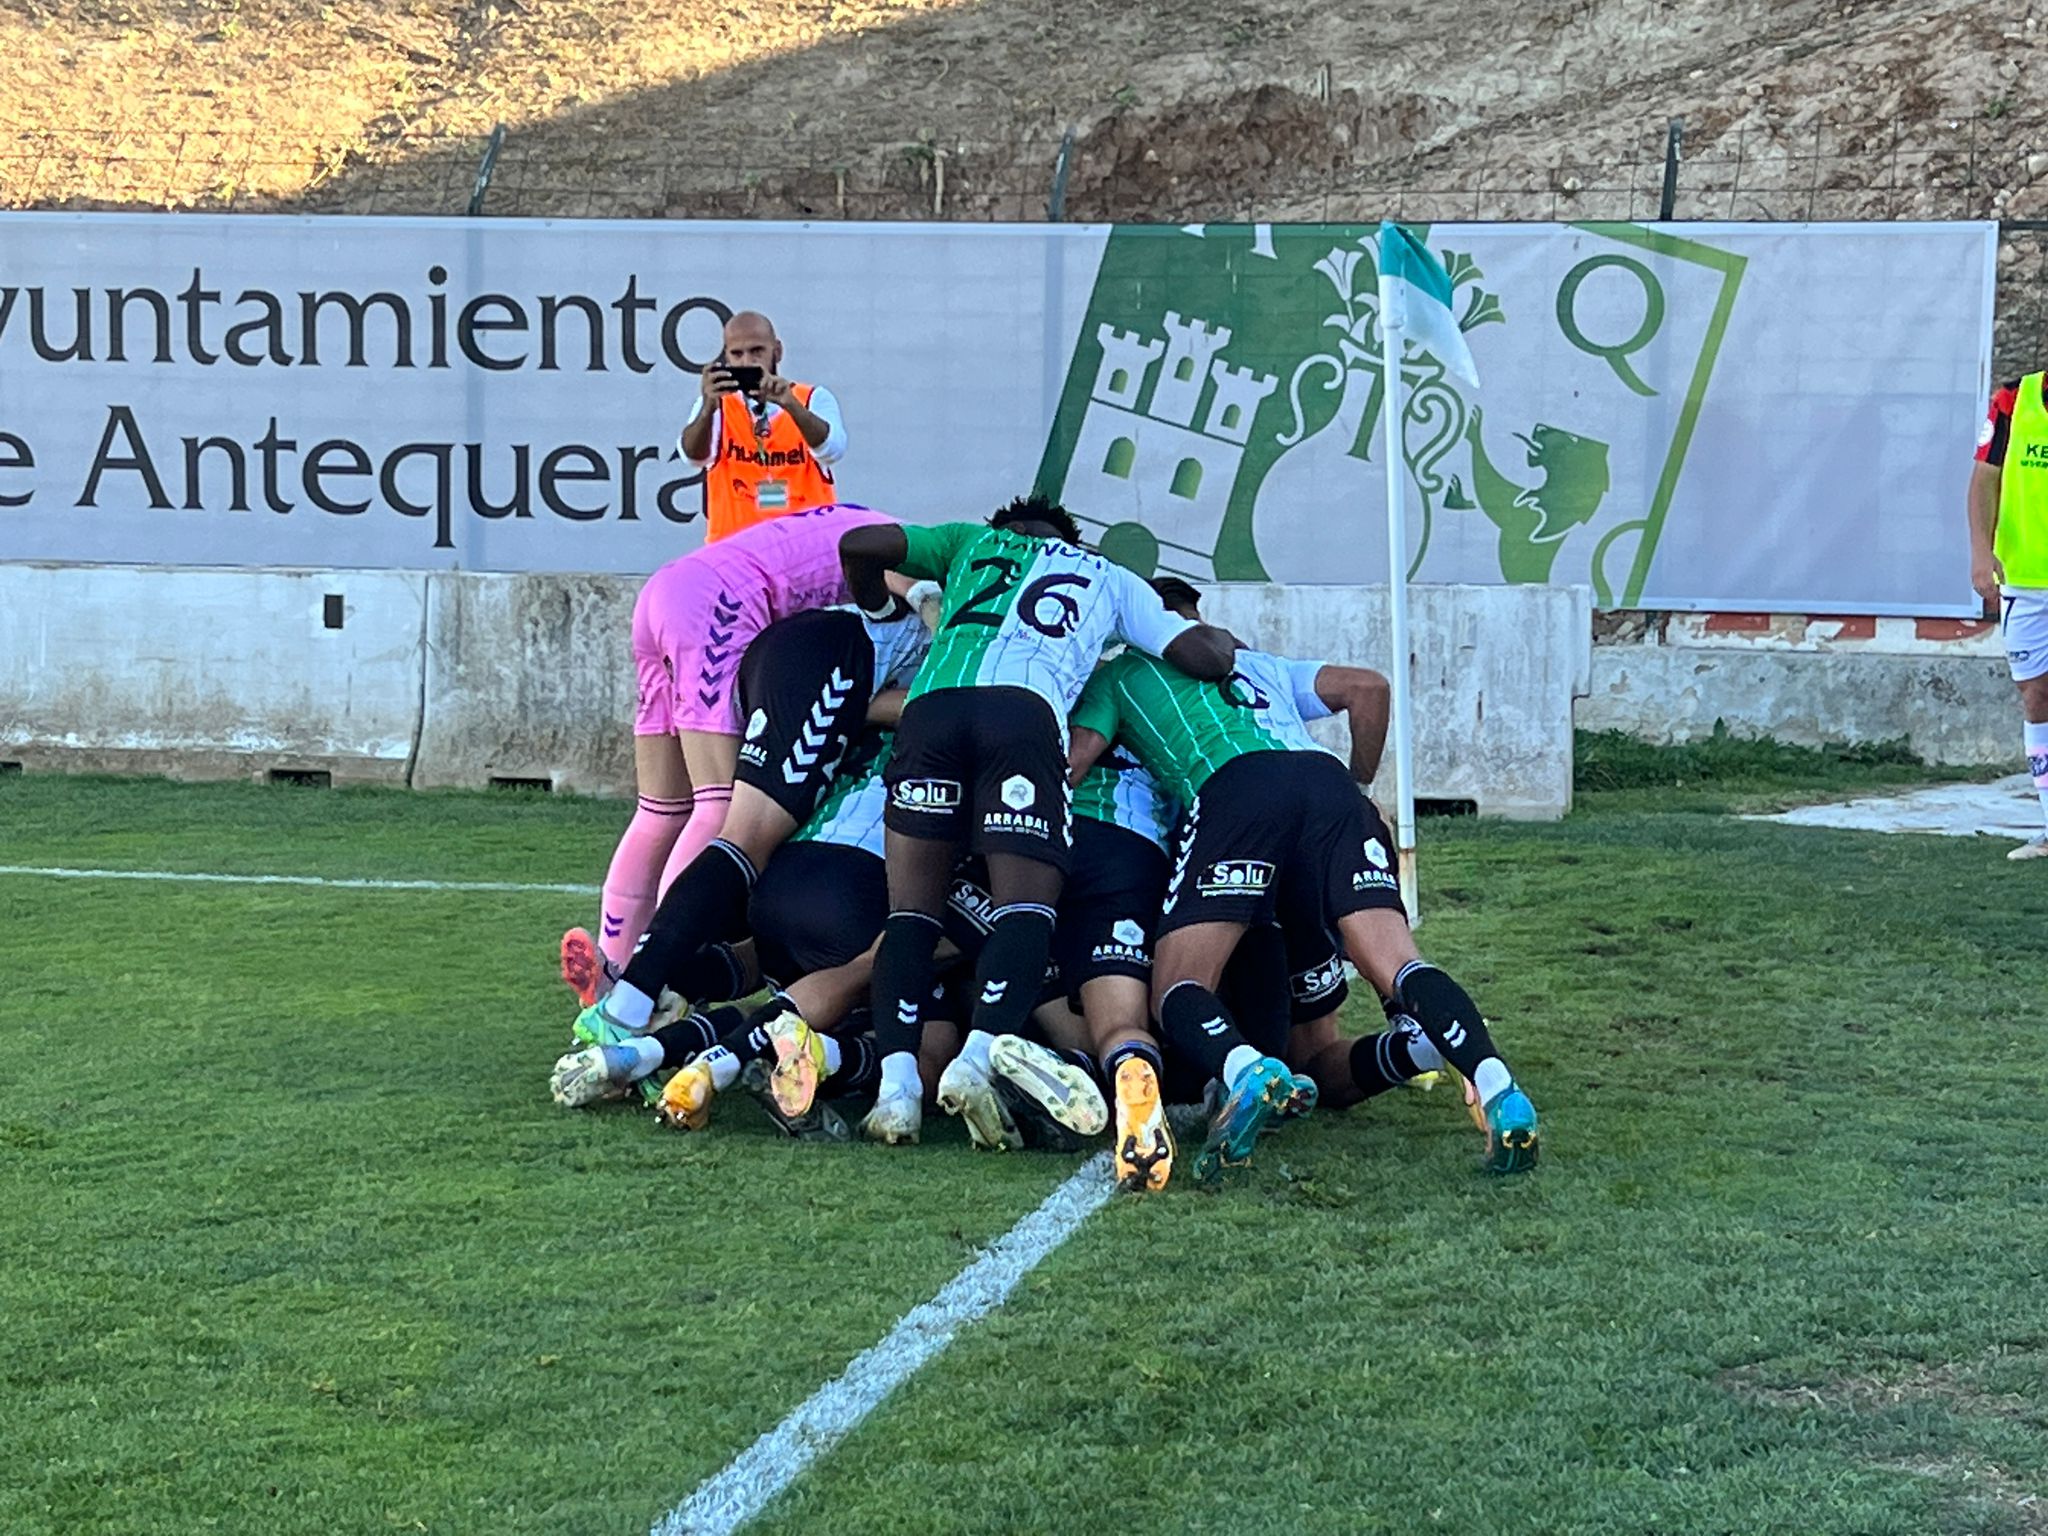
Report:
4,0,2042,362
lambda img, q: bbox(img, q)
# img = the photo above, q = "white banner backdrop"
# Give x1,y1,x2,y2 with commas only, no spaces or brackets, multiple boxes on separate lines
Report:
0,212,1995,613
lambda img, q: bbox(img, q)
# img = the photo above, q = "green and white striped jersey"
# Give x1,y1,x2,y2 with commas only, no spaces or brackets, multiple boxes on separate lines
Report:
1071,753,1179,852
790,736,890,859
1072,647,1335,805
896,522,1195,719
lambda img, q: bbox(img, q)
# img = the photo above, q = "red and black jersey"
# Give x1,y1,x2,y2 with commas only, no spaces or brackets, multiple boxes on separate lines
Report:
1978,375,2048,467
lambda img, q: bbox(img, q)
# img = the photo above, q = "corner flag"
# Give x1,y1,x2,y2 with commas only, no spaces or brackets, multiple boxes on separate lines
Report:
1376,220,1480,387
1373,221,1479,924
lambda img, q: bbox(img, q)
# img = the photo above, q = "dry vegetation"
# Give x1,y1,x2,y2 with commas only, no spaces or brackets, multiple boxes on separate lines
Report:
2,0,2044,359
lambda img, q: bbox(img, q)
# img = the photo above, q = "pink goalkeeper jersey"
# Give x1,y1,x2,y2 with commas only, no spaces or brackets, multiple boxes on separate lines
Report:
695,502,893,618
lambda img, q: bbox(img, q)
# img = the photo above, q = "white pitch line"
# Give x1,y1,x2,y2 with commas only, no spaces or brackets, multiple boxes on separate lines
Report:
0,864,598,895
653,1153,1116,1536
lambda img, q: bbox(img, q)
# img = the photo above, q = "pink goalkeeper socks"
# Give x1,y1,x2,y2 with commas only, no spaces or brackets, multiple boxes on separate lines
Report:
597,794,691,970
657,782,734,896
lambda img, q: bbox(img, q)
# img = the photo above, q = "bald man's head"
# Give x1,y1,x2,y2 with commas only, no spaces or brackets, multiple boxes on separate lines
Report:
721,311,782,376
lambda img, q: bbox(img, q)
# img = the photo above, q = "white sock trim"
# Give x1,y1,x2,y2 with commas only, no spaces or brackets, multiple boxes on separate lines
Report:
608,982,656,1031
880,1051,922,1099
1473,1058,1513,1105
1222,1043,1263,1089
624,1036,665,1081
701,1045,741,1091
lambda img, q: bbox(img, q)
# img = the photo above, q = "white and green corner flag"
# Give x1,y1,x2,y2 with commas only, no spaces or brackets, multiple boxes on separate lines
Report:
1372,219,1479,925
1376,220,1480,387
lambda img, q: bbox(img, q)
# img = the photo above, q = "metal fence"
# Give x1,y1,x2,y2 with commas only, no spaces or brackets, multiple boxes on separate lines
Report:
5,109,2044,368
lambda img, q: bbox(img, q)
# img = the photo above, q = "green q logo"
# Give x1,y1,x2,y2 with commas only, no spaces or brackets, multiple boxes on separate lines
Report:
1557,254,1665,398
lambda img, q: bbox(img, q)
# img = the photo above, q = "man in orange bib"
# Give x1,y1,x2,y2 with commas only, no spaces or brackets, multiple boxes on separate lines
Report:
679,311,845,541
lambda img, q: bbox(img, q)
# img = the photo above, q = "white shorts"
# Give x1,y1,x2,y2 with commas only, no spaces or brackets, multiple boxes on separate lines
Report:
2001,588,2048,683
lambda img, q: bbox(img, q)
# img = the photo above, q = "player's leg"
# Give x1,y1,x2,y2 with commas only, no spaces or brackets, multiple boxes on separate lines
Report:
865,839,958,1142
1306,764,1537,1170
649,613,878,962
936,689,1075,1144
644,829,888,1136
1156,920,1312,1182
609,780,793,1023
1083,973,1174,1189
1214,921,1297,1062
1279,927,1444,1112
2005,595,2048,859
1151,756,1318,1181
656,993,831,1136
866,693,971,1144
660,729,740,889
1290,1006,1443,1111
575,565,699,991
578,740,693,996
549,1000,743,1109
937,848,1067,1149
745,841,889,1123
652,573,773,893
571,898,756,1045
1052,819,1174,1186
1253,905,1443,1111
1335,908,1537,1173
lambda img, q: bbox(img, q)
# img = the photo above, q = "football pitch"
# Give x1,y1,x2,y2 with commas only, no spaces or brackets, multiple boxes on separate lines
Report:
4,745,2045,1536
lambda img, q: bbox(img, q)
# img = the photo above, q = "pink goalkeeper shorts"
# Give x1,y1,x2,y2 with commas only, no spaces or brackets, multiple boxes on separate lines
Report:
631,556,774,737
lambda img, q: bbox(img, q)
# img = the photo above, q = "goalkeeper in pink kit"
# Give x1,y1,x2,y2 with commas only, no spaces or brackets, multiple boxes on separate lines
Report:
561,504,894,998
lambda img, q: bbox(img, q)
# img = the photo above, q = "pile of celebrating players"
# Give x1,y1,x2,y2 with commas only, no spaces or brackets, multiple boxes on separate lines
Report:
548,497,1540,1189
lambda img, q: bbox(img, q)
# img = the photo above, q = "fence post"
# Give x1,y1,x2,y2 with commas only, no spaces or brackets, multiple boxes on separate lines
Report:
1047,129,1076,221
468,123,507,216
1658,116,1684,220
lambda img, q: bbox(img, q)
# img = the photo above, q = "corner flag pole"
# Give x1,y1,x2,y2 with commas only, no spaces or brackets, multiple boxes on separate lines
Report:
1375,271,1420,924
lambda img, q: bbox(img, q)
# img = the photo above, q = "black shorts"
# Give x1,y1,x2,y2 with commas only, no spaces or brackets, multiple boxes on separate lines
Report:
1052,817,1169,1004
747,840,886,984
735,610,875,821
1157,750,1404,938
1282,923,1349,1025
884,685,1072,869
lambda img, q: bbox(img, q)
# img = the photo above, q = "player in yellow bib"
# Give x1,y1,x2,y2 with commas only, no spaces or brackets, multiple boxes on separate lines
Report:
1969,369,2048,860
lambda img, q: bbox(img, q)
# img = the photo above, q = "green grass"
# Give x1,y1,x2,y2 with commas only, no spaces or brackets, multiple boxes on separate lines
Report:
3,766,2046,1536
1573,725,1991,813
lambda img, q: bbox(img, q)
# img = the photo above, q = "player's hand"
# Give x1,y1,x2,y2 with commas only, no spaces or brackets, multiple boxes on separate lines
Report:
1971,551,2005,607
759,372,798,409
701,366,740,401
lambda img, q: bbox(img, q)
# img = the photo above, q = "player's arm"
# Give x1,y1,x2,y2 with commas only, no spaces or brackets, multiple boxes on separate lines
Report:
1110,567,1236,679
1311,664,1392,785
840,522,911,617
1066,667,1119,786
1067,727,1111,787
1970,383,2015,607
867,688,909,727
1969,460,2003,606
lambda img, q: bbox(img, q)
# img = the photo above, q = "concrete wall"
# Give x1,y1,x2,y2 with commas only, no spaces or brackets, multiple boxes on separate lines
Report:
1580,612,2013,766
414,572,637,795
0,564,428,785
1201,582,1594,819
0,565,1595,816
